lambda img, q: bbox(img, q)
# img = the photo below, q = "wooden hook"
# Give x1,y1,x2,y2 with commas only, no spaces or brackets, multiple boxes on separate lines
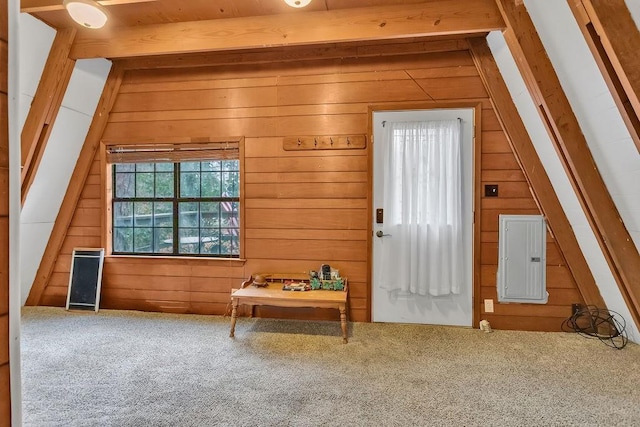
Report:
297,138,301,146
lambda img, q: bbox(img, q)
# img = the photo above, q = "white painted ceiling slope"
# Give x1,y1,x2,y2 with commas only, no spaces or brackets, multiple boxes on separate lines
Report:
19,13,111,305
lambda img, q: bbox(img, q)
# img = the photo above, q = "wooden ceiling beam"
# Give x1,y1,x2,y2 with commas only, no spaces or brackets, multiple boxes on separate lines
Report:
26,62,124,306
496,0,640,329
21,0,157,13
567,0,640,153
21,27,76,204
120,38,470,70
468,36,606,310
69,0,505,59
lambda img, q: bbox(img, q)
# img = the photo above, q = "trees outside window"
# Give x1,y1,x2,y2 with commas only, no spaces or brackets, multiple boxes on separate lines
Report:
112,160,240,257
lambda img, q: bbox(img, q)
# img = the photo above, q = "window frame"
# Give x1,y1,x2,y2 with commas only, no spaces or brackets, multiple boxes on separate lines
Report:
102,137,245,260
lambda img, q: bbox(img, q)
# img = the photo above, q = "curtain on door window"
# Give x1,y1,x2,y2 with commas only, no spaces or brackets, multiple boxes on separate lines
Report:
379,119,464,296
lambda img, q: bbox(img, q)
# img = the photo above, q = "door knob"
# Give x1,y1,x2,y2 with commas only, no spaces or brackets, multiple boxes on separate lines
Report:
376,230,391,238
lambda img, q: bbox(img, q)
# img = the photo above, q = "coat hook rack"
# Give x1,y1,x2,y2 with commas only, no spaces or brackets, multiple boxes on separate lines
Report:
283,135,366,151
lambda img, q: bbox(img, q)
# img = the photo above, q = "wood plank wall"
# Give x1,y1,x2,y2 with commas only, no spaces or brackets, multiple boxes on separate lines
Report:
38,46,584,330
0,0,11,421
479,133,583,330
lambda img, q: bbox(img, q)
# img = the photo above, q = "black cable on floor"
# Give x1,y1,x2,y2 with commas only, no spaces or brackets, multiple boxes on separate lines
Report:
561,305,628,349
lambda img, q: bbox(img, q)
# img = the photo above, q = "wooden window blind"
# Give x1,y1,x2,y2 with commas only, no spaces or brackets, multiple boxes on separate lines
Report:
105,141,240,163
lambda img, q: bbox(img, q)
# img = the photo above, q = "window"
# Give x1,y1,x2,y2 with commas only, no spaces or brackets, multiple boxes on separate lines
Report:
107,141,241,257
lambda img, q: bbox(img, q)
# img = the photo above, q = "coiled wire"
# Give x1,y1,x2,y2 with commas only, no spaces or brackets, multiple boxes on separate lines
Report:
561,305,628,349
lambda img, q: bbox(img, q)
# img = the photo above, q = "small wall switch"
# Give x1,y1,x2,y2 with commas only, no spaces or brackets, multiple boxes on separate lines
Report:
484,184,499,197
484,299,494,313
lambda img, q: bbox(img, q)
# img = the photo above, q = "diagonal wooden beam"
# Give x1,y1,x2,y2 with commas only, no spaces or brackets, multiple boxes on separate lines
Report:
21,27,76,203
26,62,124,306
567,0,640,153
495,0,640,329
69,0,505,59
21,0,157,13
468,37,606,310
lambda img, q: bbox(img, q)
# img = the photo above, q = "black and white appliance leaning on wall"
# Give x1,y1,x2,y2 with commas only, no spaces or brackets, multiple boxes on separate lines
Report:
66,248,106,312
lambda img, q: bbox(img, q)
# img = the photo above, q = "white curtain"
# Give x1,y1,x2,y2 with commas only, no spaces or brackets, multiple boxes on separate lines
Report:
379,119,464,296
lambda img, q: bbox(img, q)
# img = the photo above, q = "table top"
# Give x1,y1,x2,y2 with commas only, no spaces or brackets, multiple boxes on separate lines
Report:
232,285,347,303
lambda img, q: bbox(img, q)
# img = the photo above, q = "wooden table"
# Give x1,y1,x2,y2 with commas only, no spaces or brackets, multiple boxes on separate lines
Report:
229,283,349,343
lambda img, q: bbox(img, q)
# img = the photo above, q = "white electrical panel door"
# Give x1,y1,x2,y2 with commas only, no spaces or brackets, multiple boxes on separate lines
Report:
497,215,548,304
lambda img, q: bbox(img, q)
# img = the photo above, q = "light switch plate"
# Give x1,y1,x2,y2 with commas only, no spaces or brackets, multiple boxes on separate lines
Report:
484,299,494,313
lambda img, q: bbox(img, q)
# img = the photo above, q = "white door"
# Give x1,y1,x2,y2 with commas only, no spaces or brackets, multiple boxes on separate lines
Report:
372,109,474,326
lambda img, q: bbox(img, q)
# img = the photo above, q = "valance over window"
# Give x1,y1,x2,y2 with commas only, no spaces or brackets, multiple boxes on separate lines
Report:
105,141,240,163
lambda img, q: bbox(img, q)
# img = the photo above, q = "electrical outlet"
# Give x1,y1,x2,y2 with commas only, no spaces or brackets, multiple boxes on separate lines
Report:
484,299,494,313
571,303,581,316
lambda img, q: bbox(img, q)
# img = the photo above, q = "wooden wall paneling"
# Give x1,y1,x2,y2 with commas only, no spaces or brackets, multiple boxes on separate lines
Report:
113,86,278,112
122,50,476,83
480,315,568,331
245,183,367,199
495,1,640,328
41,43,582,330
245,208,367,230
472,105,484,327
481,264,577,289
0,0,9,418
245,156,368,173
243,260,368,282
26,63,124,306
568,0,640,153
102,118,277,140
119,39,470,71
277,80,428,106
480,169,525,182
244,171,368,184
245,239,367,261
20,28,76,202
245,198,367,210
469,37,603,312
0,218,7,315
275,115,367,138
109,105,369,125
481,286,581,308
411,75,489,100
0,361,8,423
69,0,505,59
244,229,368,241
480,151,523,170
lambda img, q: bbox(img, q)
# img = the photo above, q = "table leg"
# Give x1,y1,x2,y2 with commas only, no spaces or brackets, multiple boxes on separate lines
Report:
339,304,348,344
230,299,239,338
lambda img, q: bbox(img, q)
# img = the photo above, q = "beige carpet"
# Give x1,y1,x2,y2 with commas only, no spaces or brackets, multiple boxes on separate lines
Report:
20,307,640,426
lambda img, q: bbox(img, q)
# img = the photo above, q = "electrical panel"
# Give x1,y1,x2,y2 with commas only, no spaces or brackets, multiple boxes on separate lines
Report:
497,215,548,304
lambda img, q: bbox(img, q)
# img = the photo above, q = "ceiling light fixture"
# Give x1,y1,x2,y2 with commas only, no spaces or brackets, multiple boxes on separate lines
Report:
284,0,312,8
63,0,109,29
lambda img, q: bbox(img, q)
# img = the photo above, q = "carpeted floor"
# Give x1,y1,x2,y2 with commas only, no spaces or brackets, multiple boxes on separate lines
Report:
20,307,640,426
